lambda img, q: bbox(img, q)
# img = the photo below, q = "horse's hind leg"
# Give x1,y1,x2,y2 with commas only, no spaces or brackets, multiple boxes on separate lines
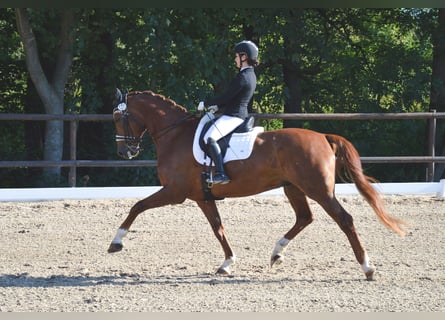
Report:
196,200,235,275
271,184,314,268
315,194,376,280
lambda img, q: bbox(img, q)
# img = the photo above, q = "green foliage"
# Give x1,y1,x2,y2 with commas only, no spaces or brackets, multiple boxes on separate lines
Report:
0,9,26,113
0,8,441,186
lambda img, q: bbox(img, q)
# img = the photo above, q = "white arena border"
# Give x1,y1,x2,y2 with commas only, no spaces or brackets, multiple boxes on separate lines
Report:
1,180,445,202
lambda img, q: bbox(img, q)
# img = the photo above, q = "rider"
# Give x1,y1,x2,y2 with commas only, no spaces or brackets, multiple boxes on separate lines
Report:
198,40,259,184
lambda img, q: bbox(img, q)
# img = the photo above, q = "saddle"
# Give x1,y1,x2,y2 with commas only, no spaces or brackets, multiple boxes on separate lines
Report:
192,113,264,166
198,116,255,158
192,112,264,200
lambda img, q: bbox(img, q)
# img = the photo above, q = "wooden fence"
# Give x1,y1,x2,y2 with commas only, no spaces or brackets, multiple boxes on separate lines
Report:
1,111,445,186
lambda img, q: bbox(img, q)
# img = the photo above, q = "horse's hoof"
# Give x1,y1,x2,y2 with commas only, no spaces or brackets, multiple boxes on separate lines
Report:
365,267,376,281
270,254,284,268
216,267,231,275
108,243,123,253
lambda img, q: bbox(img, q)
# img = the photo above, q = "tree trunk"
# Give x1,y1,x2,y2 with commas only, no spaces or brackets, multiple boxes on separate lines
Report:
429,9,445,181
282,9,304,128
24,76,44,184
15,9,75,182
282,61,303,127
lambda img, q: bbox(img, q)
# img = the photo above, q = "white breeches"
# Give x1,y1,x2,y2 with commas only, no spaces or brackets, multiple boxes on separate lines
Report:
203,115,244,143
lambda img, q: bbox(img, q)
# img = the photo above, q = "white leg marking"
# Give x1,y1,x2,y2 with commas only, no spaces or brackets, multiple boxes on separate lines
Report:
218,255,236,274
111,228,128,245
361,252,376,274
271,237,290,267
272,237,290,257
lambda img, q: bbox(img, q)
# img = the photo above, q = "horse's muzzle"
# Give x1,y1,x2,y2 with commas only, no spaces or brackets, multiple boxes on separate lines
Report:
117,144,140,159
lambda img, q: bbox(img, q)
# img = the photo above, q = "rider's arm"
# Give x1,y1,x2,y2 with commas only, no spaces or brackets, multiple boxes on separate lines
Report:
204,74,243,108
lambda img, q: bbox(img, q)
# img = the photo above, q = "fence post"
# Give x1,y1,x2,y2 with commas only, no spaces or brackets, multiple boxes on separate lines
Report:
68,114,77,187
427,110,436,182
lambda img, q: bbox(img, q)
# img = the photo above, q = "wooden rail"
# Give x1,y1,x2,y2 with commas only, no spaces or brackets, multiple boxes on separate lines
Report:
1,111,444,186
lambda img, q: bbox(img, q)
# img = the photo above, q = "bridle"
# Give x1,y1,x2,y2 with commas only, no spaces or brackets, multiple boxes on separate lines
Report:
112,92,194,159
113,94,146,159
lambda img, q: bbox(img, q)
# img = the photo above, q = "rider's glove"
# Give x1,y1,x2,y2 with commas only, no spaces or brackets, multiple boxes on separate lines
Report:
197,101,205,111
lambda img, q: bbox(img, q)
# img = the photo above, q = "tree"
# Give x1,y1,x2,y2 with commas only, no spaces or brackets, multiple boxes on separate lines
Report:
281,9,305,128
15,8,75,181
0,8,438,186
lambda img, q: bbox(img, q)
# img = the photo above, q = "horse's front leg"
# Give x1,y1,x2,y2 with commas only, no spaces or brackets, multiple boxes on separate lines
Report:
108,187,184,253
196,200,236,275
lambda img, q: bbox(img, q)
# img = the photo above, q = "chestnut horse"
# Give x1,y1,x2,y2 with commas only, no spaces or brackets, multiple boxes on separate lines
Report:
108,89,407,280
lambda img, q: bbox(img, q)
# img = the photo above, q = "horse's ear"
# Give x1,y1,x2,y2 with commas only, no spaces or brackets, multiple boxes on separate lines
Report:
115,88,123,103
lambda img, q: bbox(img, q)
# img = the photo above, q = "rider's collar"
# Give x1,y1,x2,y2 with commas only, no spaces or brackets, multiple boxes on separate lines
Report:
240,66,253,72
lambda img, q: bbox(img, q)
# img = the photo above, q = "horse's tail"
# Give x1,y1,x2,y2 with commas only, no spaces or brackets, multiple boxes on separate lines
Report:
325,134,407,237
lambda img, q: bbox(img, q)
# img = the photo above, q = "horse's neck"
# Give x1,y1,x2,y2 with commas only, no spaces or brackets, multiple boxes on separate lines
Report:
136,92,194,139
149,106,194,141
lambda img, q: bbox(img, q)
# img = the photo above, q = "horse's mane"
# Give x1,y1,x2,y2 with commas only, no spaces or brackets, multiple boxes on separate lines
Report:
130,90,189,113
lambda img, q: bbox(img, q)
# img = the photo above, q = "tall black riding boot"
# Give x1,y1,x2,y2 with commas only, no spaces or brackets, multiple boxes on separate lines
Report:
206,138,230,184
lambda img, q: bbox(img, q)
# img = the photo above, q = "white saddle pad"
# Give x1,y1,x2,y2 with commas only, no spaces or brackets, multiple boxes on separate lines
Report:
192,113,264,166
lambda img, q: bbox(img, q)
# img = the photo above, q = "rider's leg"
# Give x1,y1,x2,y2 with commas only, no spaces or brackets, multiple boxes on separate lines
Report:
203,115,243,185
206,137,230,184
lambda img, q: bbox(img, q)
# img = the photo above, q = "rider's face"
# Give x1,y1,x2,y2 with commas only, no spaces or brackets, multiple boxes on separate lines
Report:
234,53,242,68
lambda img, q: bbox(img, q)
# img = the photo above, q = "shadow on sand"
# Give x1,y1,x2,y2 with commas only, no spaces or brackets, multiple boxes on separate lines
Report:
0,271,361,288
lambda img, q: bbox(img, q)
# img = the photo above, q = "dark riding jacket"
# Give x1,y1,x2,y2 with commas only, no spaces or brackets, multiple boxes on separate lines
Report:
204,67,256,120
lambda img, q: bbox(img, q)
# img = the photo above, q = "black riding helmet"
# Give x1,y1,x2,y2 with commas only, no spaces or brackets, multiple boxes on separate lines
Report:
234,40,259,66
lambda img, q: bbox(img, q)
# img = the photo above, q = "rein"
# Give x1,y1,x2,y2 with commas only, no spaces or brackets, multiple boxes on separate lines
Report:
152,113,195,140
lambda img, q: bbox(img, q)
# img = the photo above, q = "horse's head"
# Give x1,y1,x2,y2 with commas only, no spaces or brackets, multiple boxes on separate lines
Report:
112,88,146,159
